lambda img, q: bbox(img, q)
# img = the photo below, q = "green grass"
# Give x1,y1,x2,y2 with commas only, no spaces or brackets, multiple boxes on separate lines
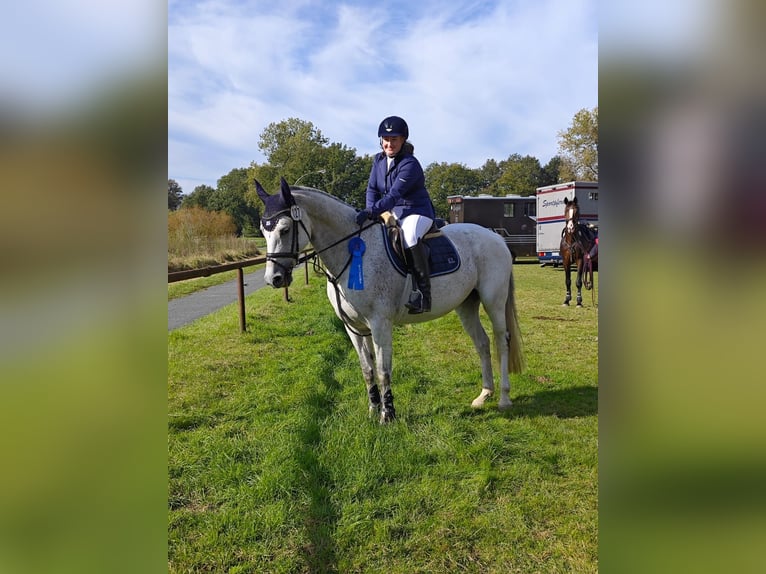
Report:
168,263,598,573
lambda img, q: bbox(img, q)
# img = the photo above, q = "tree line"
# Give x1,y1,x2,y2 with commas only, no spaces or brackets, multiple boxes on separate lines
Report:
168,108,597,236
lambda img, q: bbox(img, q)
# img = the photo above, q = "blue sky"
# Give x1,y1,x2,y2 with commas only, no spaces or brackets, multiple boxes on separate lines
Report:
168,0,598,194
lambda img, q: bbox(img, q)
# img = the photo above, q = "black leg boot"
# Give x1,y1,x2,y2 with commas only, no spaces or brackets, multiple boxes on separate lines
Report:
404,241,431,314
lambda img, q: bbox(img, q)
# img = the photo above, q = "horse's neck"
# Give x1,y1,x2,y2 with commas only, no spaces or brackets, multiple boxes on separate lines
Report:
294,190,357,275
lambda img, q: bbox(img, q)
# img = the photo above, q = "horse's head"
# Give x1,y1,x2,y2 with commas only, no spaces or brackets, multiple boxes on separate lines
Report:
563,196,580,234
255,177,311,288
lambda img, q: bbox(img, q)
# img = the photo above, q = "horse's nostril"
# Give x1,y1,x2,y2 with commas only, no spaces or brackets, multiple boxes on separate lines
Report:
272,275,283,288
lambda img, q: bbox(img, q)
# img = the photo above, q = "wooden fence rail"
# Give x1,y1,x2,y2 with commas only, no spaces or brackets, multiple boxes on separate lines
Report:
167,256,268,283
168,253,312,332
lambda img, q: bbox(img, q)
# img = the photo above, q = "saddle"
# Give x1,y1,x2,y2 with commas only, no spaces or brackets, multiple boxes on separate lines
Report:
562,222,597,248
379,211,460,278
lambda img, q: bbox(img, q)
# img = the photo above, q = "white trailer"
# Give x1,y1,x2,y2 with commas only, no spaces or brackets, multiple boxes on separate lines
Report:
536,181,599,266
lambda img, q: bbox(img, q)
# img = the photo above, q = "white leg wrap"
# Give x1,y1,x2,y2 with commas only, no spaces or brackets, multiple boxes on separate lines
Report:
471,388,493,408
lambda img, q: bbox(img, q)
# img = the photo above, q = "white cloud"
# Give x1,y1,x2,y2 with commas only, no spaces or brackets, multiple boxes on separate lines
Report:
168,0,597,194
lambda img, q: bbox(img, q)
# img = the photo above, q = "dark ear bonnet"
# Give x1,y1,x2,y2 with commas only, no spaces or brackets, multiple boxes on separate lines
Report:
256,177,297,231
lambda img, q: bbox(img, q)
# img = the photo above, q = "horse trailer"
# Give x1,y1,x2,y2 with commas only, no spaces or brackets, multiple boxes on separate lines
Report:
446,194,536,261
536,181,599,266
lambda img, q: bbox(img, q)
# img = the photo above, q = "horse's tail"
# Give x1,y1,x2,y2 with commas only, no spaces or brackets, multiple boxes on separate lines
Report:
506,268,525,374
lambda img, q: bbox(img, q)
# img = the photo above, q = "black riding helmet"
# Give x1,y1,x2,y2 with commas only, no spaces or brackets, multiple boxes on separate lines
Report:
378,115,409,139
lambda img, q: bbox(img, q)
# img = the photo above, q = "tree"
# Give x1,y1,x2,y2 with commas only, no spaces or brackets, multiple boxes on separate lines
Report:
168,178,183,210
248,162,279,191
248,119,372,212
424,162,483,218
321,143,371,208
181,184,215,209
490,154,543,196
557,107,598,181
477,159,503,191
210,168,259,236
257,118,328,186
541,156,563,186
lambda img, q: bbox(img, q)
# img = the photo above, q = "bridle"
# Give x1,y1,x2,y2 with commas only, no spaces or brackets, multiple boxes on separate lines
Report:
261,203,377,272
261,201,378,335
561,206,596,295
261,204,311,278
561,207,581,250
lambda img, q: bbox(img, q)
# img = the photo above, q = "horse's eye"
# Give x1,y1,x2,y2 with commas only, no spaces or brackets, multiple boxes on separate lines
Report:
279,227,289,236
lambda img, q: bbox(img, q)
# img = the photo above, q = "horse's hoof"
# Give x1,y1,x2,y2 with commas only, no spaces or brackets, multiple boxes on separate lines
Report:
562,302,570,306
368,404,381,419
576,303,583,308
379,410,396,424
497,399,513,411
471,388,493,408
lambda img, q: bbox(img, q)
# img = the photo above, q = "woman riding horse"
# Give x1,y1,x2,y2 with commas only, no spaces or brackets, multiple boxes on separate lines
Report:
257,179,524,423
355,116,435,314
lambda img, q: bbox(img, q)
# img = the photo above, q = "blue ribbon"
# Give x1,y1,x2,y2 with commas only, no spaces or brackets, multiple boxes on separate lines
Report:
347,237,366,290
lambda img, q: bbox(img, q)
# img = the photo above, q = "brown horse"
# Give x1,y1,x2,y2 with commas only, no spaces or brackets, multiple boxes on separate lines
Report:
560,197,598,306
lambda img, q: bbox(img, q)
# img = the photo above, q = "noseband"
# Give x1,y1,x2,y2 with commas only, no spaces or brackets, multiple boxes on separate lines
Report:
261,204,310,275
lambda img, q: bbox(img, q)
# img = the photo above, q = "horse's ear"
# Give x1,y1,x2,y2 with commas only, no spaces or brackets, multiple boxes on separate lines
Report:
280,177,294,205
572,196,579,205
254,179,270,203
564,197,570,205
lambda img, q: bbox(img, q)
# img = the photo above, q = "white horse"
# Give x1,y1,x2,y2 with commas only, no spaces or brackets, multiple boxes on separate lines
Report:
256,178,524,423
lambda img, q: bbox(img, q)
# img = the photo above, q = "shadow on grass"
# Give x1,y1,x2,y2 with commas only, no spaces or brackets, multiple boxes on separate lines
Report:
460,385,597,420
511,385,597,418
294,340,348,574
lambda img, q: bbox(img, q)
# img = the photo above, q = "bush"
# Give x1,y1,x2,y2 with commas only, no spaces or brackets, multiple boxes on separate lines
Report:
169,206,235,251
168,207,260,271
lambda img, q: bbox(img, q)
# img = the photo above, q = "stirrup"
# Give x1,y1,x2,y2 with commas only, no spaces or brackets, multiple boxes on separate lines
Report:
405,290,423,312
405,290,429,314
405,289,422,308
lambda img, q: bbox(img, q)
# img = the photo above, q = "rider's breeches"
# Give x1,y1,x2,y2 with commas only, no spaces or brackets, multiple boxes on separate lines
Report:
398,214,434,248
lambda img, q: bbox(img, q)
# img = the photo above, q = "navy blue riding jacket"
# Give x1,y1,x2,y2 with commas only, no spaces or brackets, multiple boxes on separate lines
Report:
364,149,435,220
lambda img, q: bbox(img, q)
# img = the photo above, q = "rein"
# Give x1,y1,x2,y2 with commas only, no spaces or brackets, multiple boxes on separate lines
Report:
563,218,595,292
583,251,594,291
302,221,377,270
263,205,377,337
263,205,375,269
311,222,377,338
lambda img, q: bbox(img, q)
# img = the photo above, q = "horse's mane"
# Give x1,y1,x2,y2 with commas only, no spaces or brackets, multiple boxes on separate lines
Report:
291,186,357,212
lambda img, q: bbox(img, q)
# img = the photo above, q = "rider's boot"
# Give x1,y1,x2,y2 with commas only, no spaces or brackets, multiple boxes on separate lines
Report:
404,240,431,314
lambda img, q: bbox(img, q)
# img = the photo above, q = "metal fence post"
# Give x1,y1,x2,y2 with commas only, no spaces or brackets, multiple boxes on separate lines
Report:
237,268,246,332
